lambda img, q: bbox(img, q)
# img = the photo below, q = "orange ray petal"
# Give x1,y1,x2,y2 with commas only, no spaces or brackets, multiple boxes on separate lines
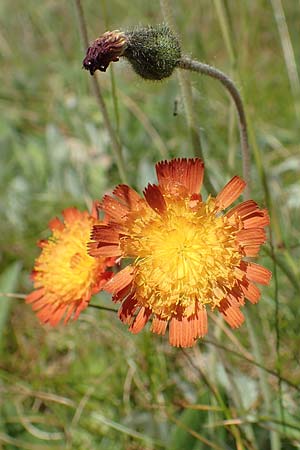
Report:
113,184,142,209
30,297,50,311
242,210,270,229
243,245,261,257
216,176,246,210
101,195,129,221
169,315,197,348
92,271,113,294
237,228,267,246
150,316,168,335
226,199,259,219
227,290,245,307
129,307,151,334
156,158,204,194
36,304,57,324
62,207,83,223
91,225,120,243
241,281,261,304
88,242,121,257
73,300,89,321
143,184,166,214
245,262,272,285
118,294,138,324
26,288,44,304
48,217,63,232
104,265,134,294
113,284,132,303
64,304,76,324
193,306,208,338
221,306,245,328
49,304,68,326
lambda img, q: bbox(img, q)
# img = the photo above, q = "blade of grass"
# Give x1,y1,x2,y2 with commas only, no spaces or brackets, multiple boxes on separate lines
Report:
270,0,300,120
91,412,166,448
181,349,248,450
0,262,22,352
119,90,168,159
73,0,127,184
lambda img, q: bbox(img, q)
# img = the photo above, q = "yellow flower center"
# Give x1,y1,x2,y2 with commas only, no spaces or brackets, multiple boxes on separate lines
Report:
121,197,242,318
35,217,101,303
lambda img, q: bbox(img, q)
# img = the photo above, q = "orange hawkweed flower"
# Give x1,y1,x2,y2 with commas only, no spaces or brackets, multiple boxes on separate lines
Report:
26,206,115,326
89,158,271,347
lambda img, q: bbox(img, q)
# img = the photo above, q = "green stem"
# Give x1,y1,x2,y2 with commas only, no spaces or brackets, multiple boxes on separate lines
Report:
73,0,127,184
0,292,26,299
177,57,250,198
159,0,218,195
89,304,118,313
204,338,300,393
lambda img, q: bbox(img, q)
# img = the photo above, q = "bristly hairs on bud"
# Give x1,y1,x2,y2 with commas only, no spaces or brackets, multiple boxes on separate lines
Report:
83,24,181,80
124,24,181,80
82,23,249,191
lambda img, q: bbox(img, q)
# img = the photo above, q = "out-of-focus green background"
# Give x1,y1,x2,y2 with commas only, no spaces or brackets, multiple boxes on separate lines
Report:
0,1,299,449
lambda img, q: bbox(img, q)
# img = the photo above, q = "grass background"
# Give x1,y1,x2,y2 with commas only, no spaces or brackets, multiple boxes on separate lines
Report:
0,0,300,449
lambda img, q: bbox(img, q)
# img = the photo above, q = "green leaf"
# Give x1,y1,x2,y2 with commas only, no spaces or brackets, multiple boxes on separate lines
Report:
0,261,22,352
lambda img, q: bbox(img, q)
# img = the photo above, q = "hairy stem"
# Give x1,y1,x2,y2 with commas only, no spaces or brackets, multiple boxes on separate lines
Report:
178,57,250,198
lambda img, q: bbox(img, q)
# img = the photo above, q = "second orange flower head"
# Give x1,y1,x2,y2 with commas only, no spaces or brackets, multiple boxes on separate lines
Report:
89,158,271,347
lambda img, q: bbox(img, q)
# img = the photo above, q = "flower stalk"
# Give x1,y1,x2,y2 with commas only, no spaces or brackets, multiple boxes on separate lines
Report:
74,0,127,184
177,57,250,199
83,24,250,196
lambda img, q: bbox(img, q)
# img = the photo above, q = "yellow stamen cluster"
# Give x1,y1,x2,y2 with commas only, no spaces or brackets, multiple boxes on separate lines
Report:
35,217,101,303
120,197,242,319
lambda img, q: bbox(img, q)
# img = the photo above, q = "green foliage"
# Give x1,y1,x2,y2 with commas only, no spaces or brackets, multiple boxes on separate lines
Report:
0,263,22,351
0,0,300,449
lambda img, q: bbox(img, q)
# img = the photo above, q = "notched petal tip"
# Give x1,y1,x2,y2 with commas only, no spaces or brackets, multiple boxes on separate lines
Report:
221,306,245,328
151,316,168,335
62,207,83,222
101,195,129,221
246,262,272,286
241,281,261,304
168,308,208,348
216,176,246,210
104,265,134,294
156,158,205,195
169,316,196,348
237,228,267,247
113,184,142,209
129,307,151,334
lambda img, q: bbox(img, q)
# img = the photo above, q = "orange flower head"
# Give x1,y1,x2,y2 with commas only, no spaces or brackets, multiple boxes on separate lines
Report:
26,206,115,326
89,158,271,347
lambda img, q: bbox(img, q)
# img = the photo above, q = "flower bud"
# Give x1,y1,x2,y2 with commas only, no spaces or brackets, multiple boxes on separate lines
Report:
83,25,181,80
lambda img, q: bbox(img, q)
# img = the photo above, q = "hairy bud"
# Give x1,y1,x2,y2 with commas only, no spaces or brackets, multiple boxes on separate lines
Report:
124,25,181,80
83,25,181,80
